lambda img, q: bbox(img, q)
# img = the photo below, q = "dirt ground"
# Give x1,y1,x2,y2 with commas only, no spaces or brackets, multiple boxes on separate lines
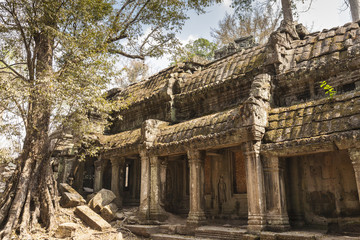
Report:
24,207,147,240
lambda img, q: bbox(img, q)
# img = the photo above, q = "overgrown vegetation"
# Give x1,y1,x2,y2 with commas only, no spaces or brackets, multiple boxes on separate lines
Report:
320,81,337,98
211,1,281,45
170,38,218,64
0,0,229,238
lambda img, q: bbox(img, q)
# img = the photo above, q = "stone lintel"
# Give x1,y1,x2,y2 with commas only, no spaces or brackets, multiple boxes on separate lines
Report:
262,130,360,157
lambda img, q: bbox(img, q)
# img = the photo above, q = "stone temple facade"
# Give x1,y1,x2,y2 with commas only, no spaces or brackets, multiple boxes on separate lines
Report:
57,21,360,234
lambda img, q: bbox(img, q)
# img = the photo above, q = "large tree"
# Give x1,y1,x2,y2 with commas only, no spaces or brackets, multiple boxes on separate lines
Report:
211,1,281,45
349,0,360,21
0,0,228,239
117,60,149,86
170,37,218,64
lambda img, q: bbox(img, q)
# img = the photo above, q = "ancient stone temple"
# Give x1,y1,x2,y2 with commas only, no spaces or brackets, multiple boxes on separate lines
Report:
58,21,360,236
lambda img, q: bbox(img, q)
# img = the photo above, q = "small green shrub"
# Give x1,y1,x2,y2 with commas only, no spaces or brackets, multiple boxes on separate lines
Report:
320,81,336,98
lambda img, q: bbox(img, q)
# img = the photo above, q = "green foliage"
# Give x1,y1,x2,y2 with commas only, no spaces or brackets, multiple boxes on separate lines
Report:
211,1,281,46
0,148,12,164
320,81,337,98
117,60,149,87
0,0,223,158
170,38,217,64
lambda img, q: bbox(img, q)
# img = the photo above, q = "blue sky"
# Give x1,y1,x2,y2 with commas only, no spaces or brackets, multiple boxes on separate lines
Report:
147,0,353,73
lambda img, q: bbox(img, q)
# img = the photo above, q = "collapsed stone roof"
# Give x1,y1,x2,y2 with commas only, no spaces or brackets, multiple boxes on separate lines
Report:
100,21,360,157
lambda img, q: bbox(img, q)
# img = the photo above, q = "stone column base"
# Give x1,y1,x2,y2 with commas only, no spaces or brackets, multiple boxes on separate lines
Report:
150,206,168,222
247,214,267,233
187,211,206,225
289,214,305,227
266,215,290,231
138,203,150,221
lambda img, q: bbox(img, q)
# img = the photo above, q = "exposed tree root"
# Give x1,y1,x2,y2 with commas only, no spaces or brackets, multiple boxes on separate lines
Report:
0,156,58,240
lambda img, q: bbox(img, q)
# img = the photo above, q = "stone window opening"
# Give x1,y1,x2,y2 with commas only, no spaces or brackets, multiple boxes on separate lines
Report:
124,163,130,189
232,151,247,195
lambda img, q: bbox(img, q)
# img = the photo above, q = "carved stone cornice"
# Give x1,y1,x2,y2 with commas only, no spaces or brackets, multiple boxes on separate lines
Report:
262,155,285,171
94,160,102,170
349,147,360,169
187,148,204,164
110,157,120,167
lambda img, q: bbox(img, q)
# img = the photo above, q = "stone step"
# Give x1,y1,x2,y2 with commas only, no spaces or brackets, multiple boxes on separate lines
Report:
151,233,213,240
195,226,248,240
124,224,160,238
260,231,360,240
260,231,320,240
158,224,182,234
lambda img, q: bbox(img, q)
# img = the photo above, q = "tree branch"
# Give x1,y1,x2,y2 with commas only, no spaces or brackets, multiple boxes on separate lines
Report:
107,0,150,43
108,48,144,60
0,60,29,82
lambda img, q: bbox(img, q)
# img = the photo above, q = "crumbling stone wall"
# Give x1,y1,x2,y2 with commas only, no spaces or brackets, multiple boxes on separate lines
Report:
286,151,360,226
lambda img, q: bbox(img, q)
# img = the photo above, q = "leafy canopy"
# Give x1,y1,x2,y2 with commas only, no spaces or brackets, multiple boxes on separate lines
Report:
0,0,228,156
211,1,281,46
170,38,218,64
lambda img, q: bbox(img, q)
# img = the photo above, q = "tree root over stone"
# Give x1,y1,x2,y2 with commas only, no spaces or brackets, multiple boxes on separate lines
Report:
0,156,59,240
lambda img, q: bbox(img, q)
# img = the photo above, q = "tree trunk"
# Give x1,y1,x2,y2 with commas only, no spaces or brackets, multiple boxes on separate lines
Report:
349,0,360,22
281,0,293,23
0,30,57,240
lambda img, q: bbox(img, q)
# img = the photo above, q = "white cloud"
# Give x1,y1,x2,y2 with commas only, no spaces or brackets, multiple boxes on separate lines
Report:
297,0,351,32
179,34,198,45
222,0,232,8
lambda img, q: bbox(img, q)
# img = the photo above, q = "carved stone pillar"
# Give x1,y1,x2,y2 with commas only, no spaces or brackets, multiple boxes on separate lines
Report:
118,157,125,208
94,159,103,192
149,155,167,221
349,148,360,202
159,158,168,207
139,150,151,220
243,141,266,232
111,157,125,207
187,149,206,225
262,154,290,231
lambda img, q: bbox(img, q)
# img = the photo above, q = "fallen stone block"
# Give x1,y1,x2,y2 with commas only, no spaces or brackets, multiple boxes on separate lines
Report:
54,222,78,238
74,205,112,231
59,183,79,195
88,188,116,213
100,203,118,222
112,232,123,240
124,225,160,238
60,192,86,208
86,193,96,203
115,212,125,220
